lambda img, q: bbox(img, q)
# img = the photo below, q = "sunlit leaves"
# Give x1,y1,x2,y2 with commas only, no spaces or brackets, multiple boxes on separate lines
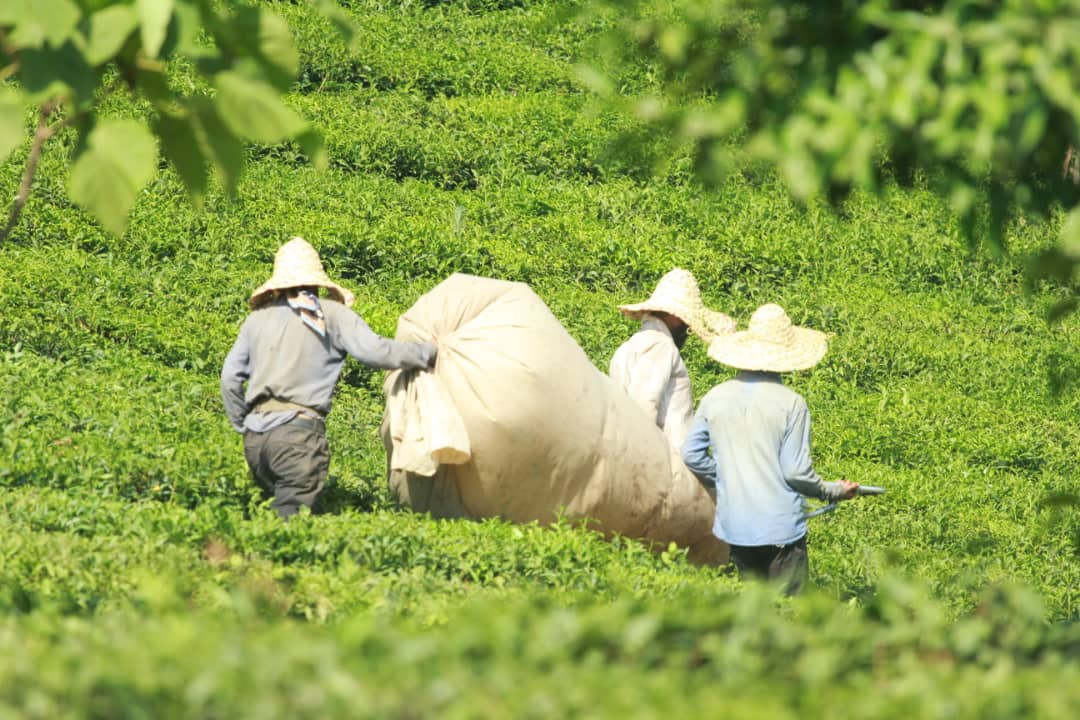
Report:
312,0,360,49
3,0,81,49
85,5,139,66
231,6,299,91
155,112,208,209
213,71,307,143
68,119,158,235
193,100,244,196
169,0,210,58
0,0,358,236
36,0,81,47
135,0,175,59
0,89,26,164
597,0,1080,229
17,41,95,104
134,66,171,105
594,0,1080,317
1061,206,1080,256
295,127,328,172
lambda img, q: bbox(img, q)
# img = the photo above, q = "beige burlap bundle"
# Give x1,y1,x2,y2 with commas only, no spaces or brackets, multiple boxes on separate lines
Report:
381,273,726,565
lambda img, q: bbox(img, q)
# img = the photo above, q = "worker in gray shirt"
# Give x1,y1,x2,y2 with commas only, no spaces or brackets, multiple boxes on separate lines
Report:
221,237,436,518
681,304,857,594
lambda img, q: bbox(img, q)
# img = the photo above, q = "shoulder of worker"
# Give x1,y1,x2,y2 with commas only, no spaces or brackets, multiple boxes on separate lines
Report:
778,384,810,416
319,298,371,328
631,326,679,354
695,382,732,410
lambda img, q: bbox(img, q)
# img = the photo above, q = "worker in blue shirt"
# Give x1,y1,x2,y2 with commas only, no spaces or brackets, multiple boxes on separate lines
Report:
682,304,858,594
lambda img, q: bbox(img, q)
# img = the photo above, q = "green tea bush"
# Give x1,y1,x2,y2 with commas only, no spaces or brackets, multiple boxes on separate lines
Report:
287,90,668,186
0,485,728,619
0,346,247,506
282,2,580,95
0,577,1075,719
2,146,1078,615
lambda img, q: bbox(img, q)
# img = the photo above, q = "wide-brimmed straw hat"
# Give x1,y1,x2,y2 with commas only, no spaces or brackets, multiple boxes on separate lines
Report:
707,303,827,372
249,237,355,309
618,268,734,342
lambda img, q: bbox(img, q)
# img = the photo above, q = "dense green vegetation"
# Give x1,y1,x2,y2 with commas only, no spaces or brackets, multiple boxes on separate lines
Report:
1,0,1078,715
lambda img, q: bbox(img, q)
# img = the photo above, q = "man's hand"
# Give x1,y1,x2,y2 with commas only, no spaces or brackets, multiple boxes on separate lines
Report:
420,341,438,369
838,478,859,500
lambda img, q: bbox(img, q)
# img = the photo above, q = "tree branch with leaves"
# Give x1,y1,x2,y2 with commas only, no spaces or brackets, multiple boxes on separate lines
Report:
0,0,355,242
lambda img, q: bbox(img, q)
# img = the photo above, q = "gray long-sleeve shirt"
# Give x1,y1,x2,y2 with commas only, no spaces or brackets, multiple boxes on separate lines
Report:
681,371,846,546
220,298,435,433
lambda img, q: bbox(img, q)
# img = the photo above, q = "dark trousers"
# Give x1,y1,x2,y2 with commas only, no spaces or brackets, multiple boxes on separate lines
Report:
243,418,329,518
729,535,809,596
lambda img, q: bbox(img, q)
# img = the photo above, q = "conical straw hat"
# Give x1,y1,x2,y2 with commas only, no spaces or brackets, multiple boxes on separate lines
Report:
707,303,827,372
618,268,734,341
699,308,737,344
249,237,355,309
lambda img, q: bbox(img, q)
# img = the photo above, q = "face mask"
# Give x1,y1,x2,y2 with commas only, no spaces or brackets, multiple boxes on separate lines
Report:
671,324,689,349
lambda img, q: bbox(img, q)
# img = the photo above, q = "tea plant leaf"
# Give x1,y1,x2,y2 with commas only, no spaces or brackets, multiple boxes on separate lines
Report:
135,66,172,105
0,90,25,165
155,112,208,209
591,0,1080,292
171,0,210,58
68,119,158,235
0,2,319,239
3,4,1080,685
213,71,308,143
231,6,299,91
312,0,359,49
294,127,328,172
193,100,244,195
0,0,30,24
85,5,139,66
136,0,175,59
17,41,95,104
6,0,80,49
1046,297,1078,324
1040,492,1079,509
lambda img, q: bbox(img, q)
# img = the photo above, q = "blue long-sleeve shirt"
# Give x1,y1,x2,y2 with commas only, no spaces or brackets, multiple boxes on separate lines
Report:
681,371,846,546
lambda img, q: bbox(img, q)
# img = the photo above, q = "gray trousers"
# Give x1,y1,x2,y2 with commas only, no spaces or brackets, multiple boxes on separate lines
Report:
729,535,809,596
243,417,329,518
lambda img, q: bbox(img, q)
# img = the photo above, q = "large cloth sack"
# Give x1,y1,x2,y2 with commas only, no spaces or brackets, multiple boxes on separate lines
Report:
381,274,727,565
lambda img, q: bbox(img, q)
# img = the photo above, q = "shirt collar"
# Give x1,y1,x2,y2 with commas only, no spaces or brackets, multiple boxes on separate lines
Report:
641,313,673,338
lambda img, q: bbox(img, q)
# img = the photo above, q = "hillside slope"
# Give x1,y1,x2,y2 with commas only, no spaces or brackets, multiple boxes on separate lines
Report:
0,1,1077,716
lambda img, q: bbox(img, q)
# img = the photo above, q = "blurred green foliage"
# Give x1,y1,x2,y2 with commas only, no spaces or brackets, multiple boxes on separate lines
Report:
588,0,1080,299
0,573,1076,719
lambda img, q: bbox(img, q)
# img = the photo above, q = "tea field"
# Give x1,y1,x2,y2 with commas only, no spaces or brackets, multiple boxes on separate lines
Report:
1,1,1078,717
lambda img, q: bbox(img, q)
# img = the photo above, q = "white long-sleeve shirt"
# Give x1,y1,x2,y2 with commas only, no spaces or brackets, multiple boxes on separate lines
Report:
608,314,693,449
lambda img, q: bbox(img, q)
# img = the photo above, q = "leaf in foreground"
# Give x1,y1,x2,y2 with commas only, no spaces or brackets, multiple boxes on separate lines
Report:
213,71,309,143
68,119,158,235
0,90,26,165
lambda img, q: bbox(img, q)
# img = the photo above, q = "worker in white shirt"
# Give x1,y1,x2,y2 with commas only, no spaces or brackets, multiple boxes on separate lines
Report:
609,268,734,450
